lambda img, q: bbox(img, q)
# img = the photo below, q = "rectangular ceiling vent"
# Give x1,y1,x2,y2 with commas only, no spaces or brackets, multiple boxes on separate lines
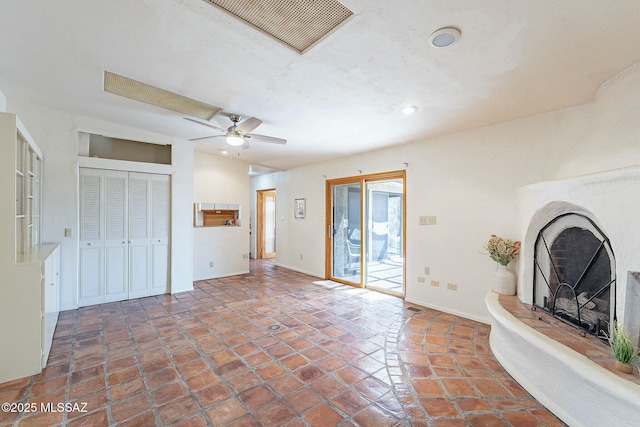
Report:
103,71,223,121
205,0,353,54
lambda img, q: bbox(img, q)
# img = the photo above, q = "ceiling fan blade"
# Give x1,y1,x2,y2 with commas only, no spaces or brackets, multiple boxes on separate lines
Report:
236,117,262,133
246,133,287,145
189,135,226,142
184,117,226,133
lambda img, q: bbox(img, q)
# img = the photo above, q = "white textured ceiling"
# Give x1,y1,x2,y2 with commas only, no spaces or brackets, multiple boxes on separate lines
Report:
1,1,640,171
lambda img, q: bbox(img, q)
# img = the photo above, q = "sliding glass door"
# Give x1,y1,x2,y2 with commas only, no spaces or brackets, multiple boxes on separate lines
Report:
326,172,405,296
364,178,404,295
329,181,362,286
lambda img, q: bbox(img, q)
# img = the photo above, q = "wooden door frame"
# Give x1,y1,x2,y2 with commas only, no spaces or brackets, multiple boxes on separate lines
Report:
256,189,276,259
325,170,406,294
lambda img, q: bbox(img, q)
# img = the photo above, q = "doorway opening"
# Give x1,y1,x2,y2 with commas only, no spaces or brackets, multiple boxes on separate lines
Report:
325,171,405,297
257,189,276,259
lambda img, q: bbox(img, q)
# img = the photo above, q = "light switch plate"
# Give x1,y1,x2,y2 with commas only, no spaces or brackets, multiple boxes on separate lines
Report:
419,216,437,225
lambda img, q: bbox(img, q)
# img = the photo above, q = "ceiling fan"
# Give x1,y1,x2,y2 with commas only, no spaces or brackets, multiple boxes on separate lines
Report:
185,114,286,148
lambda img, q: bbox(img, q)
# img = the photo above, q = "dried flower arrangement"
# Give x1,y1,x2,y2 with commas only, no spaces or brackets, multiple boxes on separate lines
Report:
486,234,521,266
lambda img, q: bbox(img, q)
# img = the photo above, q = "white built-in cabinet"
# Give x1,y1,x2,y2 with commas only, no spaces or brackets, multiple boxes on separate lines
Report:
79,168,170,306
0,112,60,383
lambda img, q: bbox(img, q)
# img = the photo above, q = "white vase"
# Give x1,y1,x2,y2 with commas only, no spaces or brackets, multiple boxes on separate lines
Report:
493,264,516,295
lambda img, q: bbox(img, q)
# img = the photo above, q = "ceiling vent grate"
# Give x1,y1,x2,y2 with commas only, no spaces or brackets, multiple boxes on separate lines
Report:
205,0,353,54
103,71,223,121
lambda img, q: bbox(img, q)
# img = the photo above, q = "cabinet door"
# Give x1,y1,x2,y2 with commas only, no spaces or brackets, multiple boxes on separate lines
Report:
150,175,170,295
104,171,129,302
79,169,105,306
128,173,151,299
42,246,60,367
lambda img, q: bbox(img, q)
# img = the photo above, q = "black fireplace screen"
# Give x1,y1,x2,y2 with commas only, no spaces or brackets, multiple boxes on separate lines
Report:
533,213,616,340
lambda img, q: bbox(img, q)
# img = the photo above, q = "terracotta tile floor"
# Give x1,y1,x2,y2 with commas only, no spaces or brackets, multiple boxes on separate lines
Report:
0,260,566,427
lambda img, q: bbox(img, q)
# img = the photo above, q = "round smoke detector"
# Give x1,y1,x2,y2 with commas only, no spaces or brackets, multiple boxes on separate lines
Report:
428,27,461,48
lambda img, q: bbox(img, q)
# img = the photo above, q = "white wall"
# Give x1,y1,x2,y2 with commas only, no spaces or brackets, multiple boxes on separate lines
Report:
4,99,194,309
556,61,640,178
253,105,593,322
170,140,195,293
193,151,251,280
0,89,6,112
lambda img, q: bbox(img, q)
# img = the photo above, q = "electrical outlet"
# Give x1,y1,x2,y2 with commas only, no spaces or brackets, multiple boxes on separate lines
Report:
447,283,458,291
209,261,214,268
243,253,249,259
424,267,430,275
431,280,439,287
417,276,425,283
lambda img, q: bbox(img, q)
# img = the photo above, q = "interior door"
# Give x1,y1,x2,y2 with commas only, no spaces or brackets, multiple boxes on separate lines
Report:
104,170,129,302
128,172,151,299
79,168,105,306
150,174,170,294
257,189,276,259
79,168,170,306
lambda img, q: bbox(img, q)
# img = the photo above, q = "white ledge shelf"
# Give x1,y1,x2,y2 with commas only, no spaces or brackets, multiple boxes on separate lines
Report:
486,291,640,427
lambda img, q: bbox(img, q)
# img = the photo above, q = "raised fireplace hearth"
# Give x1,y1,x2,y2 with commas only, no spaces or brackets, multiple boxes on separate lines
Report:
487,292,640,427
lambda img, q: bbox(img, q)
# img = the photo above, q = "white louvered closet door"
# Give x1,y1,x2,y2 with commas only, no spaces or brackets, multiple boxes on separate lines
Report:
150,175,170,295
79,169,105,306
128,173,151,299
104,171,129,302
79,168,170,306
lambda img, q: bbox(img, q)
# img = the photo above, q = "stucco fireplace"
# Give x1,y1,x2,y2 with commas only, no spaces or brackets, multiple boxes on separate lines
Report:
487,165,640,427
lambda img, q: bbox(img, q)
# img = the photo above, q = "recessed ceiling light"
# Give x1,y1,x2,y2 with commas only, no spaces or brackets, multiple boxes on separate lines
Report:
428,27,461,48
401,105,418,115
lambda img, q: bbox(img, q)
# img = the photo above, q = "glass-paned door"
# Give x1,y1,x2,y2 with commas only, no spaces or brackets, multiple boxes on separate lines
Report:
327,172,405,296
364,179,404,295
329,181,362,286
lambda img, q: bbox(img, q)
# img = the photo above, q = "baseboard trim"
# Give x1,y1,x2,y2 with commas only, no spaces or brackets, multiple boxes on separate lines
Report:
404,297,491,325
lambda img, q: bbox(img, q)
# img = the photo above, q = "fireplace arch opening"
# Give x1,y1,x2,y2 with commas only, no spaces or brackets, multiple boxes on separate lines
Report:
533,212,616,340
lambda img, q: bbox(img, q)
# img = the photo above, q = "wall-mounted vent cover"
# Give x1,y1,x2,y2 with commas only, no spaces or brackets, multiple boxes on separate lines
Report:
103,71,223,121
205,0,353,54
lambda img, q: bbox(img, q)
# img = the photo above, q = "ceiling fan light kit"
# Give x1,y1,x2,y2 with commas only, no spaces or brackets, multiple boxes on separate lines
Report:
186,113,286,148
225,130,245,146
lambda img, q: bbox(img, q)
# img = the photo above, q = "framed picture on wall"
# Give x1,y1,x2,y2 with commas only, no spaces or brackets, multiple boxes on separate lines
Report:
294,198,306,219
